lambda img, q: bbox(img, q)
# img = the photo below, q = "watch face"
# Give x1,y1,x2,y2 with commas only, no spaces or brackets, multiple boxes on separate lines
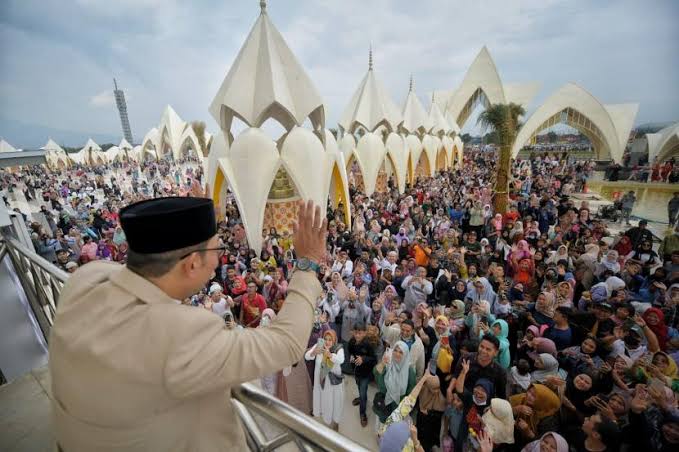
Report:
297,258,310,270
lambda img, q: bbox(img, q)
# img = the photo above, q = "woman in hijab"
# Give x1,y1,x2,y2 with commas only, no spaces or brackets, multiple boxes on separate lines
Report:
510,384,562,447
482,398,515,447
465,277,498,308
613,235,635,263
555,281,574,308
451,279,468,302
511,220,525,242
304,329,344,431
588,276,626,305
374,341,417,429
453,358,495,449
520,432,569,452
416,374,447,451
636,351,678,389
112,225,126,247
527,292,557,327
96,240,112,260
596,250,621,277
558,336,604,378
465,300,496,338
546,244,571,267
448,299,466,333
561,373,597,424
642,308,669,351
530,353,564,383
378,375,428,451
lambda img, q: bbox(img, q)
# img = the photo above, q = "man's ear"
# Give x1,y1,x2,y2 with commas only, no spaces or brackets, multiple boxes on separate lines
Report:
180,253,200,276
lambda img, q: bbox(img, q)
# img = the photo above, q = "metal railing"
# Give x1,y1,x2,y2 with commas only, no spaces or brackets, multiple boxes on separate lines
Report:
0,235,67,343
0,231,371,452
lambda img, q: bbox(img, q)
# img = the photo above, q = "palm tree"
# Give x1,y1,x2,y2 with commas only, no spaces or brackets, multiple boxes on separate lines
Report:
191,121,208,157
477,103,525,213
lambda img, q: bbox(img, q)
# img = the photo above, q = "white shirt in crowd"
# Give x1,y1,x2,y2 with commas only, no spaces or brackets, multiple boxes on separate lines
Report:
331,259,353,279
211,296,231,317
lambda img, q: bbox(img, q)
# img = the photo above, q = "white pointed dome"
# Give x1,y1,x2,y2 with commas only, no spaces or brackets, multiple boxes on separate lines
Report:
80,138,101,153
0,139,18,153
209,4,325,133
41,138,65,154
428,95,451,135
118,138,133,151
445,111,461,135
400,78,430,135
339,50,402,134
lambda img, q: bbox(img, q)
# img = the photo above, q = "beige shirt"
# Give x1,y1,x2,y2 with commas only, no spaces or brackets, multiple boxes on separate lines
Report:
49,261,320,451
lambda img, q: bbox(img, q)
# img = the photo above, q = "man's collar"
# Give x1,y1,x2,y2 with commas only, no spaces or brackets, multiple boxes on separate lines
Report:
110,266,177,306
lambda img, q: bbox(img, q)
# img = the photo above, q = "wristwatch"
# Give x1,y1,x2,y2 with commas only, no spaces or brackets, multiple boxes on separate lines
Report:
295,257,321,273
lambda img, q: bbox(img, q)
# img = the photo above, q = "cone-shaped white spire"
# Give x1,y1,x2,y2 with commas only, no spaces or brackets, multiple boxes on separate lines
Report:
209,5,325,133
400,77,430,134
339,49,401,134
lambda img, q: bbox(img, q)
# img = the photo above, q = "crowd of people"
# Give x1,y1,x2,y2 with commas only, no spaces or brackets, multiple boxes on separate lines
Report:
608,156,678,184
2,148,679,452
0,156,205,272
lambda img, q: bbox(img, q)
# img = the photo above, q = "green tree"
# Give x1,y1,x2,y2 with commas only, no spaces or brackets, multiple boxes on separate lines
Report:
547,131,558,143
477,102,525,213
461,133,472,143
191,121,208,157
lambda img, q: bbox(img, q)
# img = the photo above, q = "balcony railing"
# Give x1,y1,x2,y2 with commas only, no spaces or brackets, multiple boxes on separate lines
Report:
0,229,371,452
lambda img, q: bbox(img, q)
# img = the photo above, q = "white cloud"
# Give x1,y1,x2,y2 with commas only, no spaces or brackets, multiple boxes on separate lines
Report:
89,90,115,107
0,0,677,149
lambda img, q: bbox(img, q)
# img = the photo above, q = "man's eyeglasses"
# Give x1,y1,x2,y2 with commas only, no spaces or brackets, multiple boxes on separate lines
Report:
180,244,228,260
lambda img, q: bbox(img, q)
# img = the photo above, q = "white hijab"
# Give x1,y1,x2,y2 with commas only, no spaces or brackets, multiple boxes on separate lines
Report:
384,341,412,405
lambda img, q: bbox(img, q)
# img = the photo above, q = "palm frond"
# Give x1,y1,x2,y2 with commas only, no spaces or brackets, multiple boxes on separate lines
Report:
476,102,525,145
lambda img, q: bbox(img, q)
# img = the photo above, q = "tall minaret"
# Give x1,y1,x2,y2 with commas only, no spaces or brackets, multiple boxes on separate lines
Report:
113,78,134,144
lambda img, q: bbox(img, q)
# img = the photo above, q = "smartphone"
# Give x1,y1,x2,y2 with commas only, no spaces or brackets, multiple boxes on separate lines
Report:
441,336,449,346
317,338,325,349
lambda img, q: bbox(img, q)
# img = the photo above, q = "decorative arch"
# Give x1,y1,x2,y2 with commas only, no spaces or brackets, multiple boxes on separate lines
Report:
376,152,398,193
511,83,637,163
415,152,431,180
656,135,679,163
329,162,351,227
647,123,679,163
436,147,447,170
346,154,365,193
179,134,201,159
445,47,506,129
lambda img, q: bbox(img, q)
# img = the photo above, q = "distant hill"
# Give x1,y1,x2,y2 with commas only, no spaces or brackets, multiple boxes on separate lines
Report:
634,121,677,135
0,116,121,150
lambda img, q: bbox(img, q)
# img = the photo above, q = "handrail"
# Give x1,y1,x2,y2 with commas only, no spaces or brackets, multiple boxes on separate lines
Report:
232,383,372,452
3,236,69,282
0,232,372,452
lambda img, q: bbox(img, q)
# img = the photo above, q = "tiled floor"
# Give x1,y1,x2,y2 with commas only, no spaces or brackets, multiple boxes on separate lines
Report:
0,367,54,452
0,367,380,451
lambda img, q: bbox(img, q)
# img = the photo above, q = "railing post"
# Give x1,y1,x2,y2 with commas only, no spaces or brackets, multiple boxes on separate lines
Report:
3,245,53,343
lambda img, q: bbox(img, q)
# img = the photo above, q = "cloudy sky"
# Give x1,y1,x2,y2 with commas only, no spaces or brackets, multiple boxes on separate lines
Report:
1,0,677,148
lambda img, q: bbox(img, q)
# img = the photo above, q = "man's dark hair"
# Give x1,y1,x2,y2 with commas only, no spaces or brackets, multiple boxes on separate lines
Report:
353,322,367,331
593,416,621,449
400,311,413,320
462,338,479,353
126,240,209,278
555,306,572,318
401,319,415,329
480,333,500,350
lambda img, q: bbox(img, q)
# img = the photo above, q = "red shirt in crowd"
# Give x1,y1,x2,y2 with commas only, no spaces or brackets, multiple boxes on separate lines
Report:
239,293,267,327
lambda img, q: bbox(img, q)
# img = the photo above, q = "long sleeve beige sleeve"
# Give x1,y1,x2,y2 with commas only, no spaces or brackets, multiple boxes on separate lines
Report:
163,271,321,398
